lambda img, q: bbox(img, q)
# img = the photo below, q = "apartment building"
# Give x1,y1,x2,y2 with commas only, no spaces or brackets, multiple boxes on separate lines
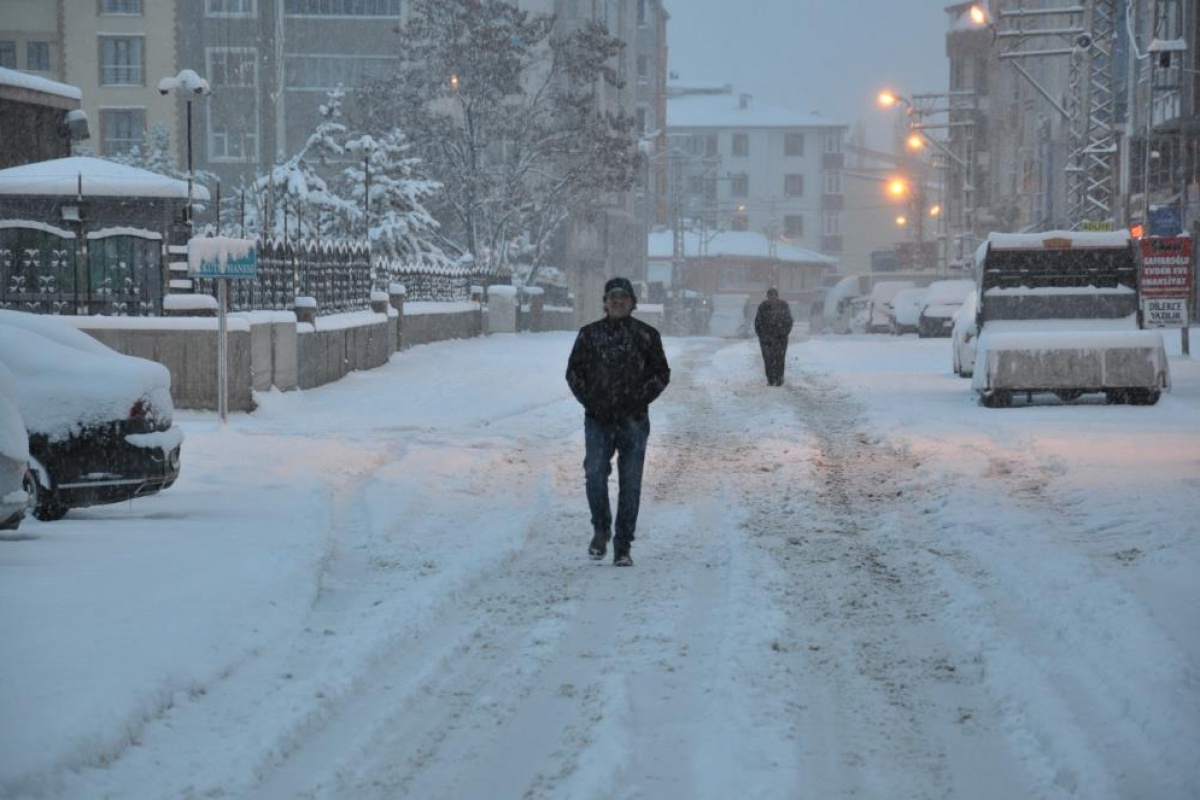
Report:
177,0,403,193
1,0,178,161
666,85,847,257
0,0,59,77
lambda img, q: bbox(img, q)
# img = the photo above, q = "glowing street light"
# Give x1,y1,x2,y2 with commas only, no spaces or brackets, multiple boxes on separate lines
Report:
906,133,925,151
877,90,907,110
895,215,908,227
888,178,908,197
969,5,989,26
929,204,942,217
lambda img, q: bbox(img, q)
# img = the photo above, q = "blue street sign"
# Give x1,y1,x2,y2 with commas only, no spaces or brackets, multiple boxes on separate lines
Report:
1148,206,1183,237
188,237,258,279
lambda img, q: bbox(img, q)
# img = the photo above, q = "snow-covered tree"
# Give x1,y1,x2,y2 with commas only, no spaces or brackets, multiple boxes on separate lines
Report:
353,0,640,277
248,87,358,239
342,130,456,270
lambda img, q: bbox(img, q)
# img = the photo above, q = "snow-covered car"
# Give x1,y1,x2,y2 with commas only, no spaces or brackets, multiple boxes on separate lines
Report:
867,280,916,333
951,289,978,378
823,275,863,334
918,279,976,338
889,288,928,335
0,361,29,530
0,311,183,521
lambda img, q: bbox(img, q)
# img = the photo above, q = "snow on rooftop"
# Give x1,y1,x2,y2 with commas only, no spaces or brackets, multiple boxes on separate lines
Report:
648,229,837,265
668,92,844,129
0,157,209,201
0,66,82,101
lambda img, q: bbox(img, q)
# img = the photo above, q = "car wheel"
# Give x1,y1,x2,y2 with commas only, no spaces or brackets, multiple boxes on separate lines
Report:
981,390,1013,408
24,469,68,522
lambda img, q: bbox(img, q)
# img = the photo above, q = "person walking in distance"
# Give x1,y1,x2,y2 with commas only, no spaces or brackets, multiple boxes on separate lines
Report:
754,288,794,386
566,277,671,567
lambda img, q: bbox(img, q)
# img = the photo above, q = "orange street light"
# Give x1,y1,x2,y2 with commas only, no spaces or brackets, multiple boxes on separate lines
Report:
449,74,460,90
906,133,925,151
878,90,897,108
895,215,908,227
929,204,942,217
888,178,908,197
969,5,989,25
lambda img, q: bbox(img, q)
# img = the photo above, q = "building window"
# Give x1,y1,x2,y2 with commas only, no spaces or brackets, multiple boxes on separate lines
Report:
207,0,256,15
824,170,842,194
704,133,718,157
784,215,804,237
285,55,397,89
732,133,748,157
636,106,647,134
99,0,142,14
0,41,16,69
284,0,401,16
208,48,257,88
638,0,647,24
784,132,804,156
823,212,842,236
26,41,50,72
823,133,842,154
637,55,648,80
99,37,144,86
784,174,804,197
209,118,258,162
731,173,748,197
731,215,749,231
100,108,145,155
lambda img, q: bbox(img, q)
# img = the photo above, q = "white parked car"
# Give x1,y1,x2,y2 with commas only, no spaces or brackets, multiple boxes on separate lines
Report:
951,289,979,378
0,311,183,521
867,280,916,334
890,288,928,335
918,279,976,338
0,361,29,530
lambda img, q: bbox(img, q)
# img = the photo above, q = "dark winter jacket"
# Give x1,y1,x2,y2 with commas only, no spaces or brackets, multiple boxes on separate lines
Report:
754,298,794,341
566,315,670,423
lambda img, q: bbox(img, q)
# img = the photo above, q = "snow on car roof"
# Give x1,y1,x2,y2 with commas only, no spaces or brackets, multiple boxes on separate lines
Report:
0,311,173,442
924,279,976,305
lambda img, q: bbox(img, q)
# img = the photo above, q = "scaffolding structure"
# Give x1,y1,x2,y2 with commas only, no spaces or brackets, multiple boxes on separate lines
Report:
994,0,1120,229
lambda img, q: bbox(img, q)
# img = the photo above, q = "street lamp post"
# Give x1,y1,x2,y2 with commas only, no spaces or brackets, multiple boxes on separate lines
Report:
158,70,211,233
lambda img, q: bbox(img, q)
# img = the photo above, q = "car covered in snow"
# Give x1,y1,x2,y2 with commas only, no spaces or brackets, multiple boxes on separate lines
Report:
0,361,29,530
0,311,183,520
889,287,928,335
866,280,916,334
918,279,976,338
951,289,978,378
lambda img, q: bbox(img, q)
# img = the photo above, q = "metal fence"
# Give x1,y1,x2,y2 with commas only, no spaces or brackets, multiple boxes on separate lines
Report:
1,223,164,316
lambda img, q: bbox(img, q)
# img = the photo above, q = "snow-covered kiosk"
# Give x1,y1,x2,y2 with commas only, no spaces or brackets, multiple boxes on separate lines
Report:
0,157,209,316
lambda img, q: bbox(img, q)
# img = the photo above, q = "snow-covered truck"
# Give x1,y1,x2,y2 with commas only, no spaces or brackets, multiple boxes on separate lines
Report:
972,230,1171,408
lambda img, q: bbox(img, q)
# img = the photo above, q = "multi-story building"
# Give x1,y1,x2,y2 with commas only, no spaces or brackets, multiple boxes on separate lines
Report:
665,84,848,259
0,0,59,77
177,0,403,195
946,0,1197,239
2,0,179,162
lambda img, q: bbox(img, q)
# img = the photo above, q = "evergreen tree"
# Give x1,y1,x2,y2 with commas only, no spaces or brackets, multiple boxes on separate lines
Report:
353,0,639,277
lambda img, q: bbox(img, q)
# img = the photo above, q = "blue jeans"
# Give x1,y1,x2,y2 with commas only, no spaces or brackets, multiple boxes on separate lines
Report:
584,414,650,546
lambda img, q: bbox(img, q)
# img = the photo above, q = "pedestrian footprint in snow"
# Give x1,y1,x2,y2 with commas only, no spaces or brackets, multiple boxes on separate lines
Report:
754,288,794,386
565,277,671,567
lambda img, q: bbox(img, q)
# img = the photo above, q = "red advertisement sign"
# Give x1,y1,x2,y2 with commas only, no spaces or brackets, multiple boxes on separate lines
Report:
1139,236,1194,299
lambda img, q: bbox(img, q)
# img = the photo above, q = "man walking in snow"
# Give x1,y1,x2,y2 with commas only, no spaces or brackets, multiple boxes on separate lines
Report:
566,277,671,567
754,288,794,386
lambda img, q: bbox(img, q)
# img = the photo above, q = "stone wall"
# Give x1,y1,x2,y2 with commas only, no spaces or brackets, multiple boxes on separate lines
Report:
401,310,483,349
80,324,255,412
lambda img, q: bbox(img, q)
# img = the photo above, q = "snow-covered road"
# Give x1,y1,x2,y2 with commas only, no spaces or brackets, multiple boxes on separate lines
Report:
3,331,1198,799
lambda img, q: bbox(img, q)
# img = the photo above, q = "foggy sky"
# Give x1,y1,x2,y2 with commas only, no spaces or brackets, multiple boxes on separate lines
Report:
667,0,951,150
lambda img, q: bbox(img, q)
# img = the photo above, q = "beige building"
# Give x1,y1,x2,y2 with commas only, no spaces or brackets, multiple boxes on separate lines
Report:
1,0,181,161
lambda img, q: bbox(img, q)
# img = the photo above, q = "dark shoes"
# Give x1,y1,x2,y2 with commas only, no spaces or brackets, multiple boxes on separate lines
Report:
613,545,633,567
588,530,610,560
